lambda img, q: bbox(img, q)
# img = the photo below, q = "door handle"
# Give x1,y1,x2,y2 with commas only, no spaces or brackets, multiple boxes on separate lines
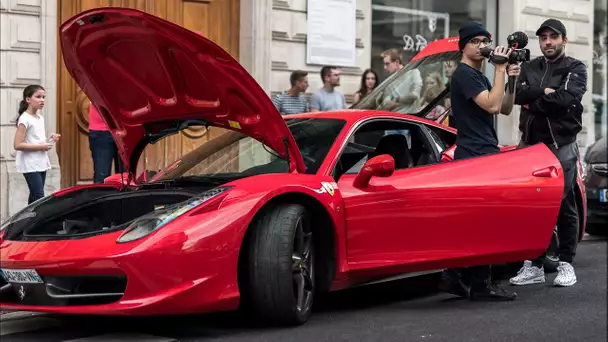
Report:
532,166,559,178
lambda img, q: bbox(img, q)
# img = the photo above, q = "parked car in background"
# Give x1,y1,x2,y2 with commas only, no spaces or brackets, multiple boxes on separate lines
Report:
583,136,607,236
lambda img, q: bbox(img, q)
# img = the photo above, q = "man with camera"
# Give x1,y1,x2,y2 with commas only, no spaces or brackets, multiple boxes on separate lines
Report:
510,19,586,288
438,22,520,301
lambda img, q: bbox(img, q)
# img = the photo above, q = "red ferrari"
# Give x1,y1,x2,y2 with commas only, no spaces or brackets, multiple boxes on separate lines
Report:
0,8,585,326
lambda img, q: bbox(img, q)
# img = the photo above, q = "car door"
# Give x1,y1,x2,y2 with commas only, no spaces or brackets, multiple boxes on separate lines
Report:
335,124,564,277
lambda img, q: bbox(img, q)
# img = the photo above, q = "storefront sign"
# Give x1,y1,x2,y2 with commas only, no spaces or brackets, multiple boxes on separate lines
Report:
402,34,428,52
371,5,450,57
307,0,357,67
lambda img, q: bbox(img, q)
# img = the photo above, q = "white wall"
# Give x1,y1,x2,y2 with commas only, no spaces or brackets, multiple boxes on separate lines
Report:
0,0,59,222
269,0,372,104
496,0,596,152
238,0,371,167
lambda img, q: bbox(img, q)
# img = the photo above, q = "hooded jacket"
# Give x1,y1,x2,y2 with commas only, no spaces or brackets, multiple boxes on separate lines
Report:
515,54,587,148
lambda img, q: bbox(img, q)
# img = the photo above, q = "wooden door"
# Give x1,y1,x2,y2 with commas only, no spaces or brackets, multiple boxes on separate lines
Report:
57,0,240,188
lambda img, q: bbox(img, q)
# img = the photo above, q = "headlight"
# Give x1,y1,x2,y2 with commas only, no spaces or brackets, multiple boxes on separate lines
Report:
116,186,232,243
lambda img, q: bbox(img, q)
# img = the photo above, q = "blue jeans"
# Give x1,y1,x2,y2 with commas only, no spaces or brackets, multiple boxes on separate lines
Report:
89,130,123,184
23,171,46,204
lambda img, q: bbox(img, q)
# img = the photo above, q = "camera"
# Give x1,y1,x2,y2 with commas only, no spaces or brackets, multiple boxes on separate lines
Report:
480,31,531,64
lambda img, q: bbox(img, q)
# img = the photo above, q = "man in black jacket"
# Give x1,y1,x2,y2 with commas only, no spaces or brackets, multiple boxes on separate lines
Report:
510,19,586,287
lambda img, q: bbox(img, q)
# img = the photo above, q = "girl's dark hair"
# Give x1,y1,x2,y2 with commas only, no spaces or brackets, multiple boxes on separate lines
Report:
356,69,379,98
16,84,44,126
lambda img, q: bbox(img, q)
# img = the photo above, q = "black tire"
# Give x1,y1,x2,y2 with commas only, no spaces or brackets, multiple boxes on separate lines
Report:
246,203,314,326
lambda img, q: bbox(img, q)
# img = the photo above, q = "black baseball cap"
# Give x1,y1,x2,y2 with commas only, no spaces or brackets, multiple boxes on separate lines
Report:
536,19,567,37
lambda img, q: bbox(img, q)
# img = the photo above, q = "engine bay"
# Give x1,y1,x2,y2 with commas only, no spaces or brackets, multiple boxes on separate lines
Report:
3,187,208,241
26,191,196,239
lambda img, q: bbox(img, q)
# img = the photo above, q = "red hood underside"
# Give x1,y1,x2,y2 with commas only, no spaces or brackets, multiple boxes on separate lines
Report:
59,7,306,175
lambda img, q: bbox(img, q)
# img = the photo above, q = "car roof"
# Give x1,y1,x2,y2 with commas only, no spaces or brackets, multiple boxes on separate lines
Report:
283,110,456,133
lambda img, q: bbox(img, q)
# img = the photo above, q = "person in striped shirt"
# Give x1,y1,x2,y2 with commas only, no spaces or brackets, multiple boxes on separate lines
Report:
271,70,310,115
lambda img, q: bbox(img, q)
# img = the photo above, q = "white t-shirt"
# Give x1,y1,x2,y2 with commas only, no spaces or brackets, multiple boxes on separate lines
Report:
15,113,51,173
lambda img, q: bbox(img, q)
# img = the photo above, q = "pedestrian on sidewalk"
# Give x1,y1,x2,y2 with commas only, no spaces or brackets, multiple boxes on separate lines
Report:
352,68,379,105
89,102,124,183
13,85,60,204
510,19,586,288
310,66,346,112
379,48,423,113
271,70,310,115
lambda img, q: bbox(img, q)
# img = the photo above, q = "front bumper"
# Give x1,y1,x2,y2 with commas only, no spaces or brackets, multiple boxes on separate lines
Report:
0,230,240,315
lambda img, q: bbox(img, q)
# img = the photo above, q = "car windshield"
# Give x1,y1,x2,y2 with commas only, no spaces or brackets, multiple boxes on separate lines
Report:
149,118,346,182
352,51,461,121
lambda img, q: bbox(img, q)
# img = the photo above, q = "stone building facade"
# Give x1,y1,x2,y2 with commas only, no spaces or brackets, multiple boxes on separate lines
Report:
0,0,604,221
1,0,60,221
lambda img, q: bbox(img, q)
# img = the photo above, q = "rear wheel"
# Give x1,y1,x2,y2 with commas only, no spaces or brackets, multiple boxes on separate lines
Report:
246,203,314,326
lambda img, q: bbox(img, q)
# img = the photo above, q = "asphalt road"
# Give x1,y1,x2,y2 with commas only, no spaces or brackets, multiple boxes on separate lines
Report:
1,234,606,342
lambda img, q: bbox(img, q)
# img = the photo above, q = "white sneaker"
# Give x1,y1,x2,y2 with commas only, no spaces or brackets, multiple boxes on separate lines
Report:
554,262,577,287
517,260,532,274
510,261,545,285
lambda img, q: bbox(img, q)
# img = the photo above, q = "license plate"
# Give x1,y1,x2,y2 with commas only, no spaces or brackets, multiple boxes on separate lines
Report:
600,189,608,203
0,268,43,284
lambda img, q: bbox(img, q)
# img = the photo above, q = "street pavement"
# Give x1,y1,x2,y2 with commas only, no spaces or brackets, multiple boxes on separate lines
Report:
1,234,606,342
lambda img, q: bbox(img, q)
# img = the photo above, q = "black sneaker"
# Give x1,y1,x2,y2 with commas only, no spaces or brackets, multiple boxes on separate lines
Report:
438,270,470,298
470,283,517,301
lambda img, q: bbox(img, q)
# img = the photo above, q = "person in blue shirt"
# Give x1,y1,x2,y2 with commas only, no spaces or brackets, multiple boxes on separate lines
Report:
438,22,521,301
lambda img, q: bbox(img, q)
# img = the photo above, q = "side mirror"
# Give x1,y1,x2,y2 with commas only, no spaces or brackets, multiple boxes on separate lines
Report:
353,155,395,188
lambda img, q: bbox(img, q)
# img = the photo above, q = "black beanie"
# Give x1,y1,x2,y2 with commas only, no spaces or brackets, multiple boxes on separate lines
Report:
458,22,491,51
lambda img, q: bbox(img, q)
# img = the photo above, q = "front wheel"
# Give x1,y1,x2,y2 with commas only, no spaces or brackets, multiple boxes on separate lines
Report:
246,203,314,326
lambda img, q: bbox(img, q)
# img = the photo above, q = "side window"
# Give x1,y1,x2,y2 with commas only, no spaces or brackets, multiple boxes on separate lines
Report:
333,119,440,181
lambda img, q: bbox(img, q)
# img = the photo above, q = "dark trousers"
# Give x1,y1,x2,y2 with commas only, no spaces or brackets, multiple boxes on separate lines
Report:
89,130,124,184
23,171,46,204
446,146,498,291
518,140,579,265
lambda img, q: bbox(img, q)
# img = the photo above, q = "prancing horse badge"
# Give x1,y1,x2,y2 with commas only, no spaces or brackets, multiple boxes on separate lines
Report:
18,285,25,300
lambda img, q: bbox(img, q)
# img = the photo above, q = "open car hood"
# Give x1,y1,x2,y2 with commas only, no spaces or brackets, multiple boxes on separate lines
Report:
59,7,306,177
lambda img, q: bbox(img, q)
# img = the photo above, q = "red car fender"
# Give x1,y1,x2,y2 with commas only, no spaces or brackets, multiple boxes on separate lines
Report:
218,176,350,283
